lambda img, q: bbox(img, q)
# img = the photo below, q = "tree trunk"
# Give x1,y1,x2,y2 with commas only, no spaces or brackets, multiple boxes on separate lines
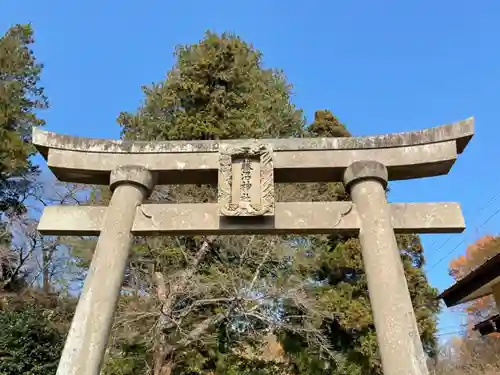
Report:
152,238,215,375
42,250,51,293
153,345,175,375
159,362,173,375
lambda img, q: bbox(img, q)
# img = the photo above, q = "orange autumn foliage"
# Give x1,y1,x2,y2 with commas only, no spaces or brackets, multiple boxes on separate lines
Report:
449,235,500,280
449,235,500,336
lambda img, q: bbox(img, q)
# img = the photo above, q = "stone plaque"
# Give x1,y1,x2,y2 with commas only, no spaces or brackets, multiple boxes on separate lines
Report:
218,143,274,216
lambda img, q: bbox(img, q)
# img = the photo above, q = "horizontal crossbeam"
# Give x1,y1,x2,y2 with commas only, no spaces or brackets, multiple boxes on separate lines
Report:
38,202,465,236
32,118,474,185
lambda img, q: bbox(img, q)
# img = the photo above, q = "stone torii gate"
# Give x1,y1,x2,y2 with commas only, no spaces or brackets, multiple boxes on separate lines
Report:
33,117,474,375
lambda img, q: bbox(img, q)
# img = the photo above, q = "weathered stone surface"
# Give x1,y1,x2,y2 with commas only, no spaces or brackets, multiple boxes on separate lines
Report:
109,165,156,194
34,117,474,375
37,202,465,236
32,118,473,185
343,160,389,190
33,117,473,155
344,161,429,375
218,143,274,216
55,173,151,375
43,140,457,185
493,283,500,310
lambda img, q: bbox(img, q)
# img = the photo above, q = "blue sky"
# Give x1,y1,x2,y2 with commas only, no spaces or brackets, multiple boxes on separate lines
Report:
2,1,499,340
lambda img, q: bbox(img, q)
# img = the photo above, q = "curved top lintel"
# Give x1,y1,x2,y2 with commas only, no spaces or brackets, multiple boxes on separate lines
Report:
32,117,474,159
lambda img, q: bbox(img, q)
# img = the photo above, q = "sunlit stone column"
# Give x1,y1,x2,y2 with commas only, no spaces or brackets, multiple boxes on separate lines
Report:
492,283,500,309
344,161,428,375
56,166,156,375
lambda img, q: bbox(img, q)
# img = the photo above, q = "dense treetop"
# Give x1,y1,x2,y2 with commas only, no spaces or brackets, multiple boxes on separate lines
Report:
118,31,304,142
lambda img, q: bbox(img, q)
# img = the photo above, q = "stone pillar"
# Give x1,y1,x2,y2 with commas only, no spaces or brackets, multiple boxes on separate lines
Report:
56,166,155,375
492,283,500,310
343,161,428,375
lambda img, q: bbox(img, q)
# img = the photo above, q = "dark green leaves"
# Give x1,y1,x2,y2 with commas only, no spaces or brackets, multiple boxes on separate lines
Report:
0,24,47,216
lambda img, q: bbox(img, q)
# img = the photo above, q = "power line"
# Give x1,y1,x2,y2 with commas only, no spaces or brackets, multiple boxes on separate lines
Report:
437,331,464,337
428,206,500,272
439,323,468,330
426,191,500,257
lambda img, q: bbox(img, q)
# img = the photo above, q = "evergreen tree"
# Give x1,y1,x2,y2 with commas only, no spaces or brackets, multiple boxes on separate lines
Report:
0,308,64,375
95,32,440,375
118,31,304,141
0,294,74,375
0,22,48,294
0,23,47,289
100,31,310,375
0,24,47,216
0,24,72,375
307,110,350,138
281,112,441,374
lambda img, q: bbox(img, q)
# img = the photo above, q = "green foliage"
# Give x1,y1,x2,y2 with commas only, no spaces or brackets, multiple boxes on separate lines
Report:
83,30,440,375
286,231,440,374
211,355,289,375
0,24,47,216
105,31,309,375
0,307,64,375
277,113,440,374
0,26,47,290
118,30,304,141
101,341,150,375
307,110,351,138
0,24,72,375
